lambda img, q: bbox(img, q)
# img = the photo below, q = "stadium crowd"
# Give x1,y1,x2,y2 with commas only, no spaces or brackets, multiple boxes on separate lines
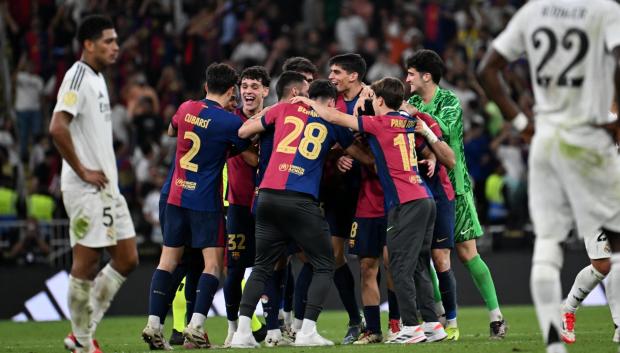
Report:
0,0,529,264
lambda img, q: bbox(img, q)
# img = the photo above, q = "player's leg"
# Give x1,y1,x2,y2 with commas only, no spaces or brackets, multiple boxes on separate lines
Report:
289,197,335,347
293,252,312,333
184,212,226,348
280,261,295,330
455,191,505,337
382,245,401,340
233,191,288,348
606,229,620,347
331,233,363,343
263,256,291,346
385,199,434,344
350,217,385,345
170,275,187,345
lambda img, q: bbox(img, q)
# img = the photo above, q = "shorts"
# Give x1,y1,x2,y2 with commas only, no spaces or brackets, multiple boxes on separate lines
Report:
63,190,135,248
348,216,386,258
454,191,483,243
529,122,620,259
226,204,255,268
159,193,168,234
324,200,356,239
163,204,225,249
432,198,455,249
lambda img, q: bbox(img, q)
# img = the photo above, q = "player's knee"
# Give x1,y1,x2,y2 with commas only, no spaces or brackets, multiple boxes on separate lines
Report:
118,251,139,275
359,259,378,279
532,238,563,268
432,250,451,272
591,258,611,276
456,240,478,263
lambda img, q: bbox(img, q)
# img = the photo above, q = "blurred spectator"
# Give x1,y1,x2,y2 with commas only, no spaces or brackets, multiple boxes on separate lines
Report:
231,32,268,68
132,96,163,150
485,162,508,223
5,218,50,265
366,50,403,83
14,56,44,161
335,2,367,52
0,176,17,221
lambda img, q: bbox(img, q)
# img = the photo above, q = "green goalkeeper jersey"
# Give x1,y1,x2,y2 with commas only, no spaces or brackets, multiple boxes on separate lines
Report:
408,87,471,195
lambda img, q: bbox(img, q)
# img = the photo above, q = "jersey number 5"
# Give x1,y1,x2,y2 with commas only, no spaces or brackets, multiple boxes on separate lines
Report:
531,27,589,88
180,131,201,172
276,116,327,160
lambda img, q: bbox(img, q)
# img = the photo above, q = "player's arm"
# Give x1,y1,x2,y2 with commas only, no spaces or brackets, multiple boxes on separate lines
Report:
415,118,455,169
49,111,108,188
238,117,266,139
344,140,374,168
418,146,436,178
290,96,359,131
477,49,529,132
167,122,176,137
240,144,259,167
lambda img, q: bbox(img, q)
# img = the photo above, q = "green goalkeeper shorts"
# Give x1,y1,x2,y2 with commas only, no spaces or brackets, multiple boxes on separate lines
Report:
454,190,483,243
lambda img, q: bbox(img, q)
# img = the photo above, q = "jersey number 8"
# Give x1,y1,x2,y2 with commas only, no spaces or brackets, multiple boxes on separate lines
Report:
276,116,328,160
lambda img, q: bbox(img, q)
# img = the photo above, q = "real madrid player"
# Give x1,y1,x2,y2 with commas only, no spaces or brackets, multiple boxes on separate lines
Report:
49,15,138,353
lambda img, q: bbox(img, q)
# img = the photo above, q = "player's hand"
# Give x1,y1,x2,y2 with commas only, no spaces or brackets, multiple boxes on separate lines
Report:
399,102,418,115
251,105,273,120
337,156,354,173
419,159,435,178
290,96,313,107
79,168,108,189
414,118,427,134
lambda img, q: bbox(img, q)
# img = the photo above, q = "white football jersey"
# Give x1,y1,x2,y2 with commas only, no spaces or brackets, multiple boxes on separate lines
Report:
53,61,119,196
493,0,620,128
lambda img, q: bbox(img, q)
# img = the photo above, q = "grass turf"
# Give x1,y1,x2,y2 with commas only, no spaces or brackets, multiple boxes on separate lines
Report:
0,305,616,353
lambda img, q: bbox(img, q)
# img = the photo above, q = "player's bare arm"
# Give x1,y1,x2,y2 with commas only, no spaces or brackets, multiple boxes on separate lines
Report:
49,110,108,188
167,122,176,137
418,146,436,178
290,96,359,131
415,118,455,169
240,146,259,167
344,141,374,168
238,116,266,139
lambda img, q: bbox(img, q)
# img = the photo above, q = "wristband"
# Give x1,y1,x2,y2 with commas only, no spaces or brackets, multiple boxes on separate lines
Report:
512,112,528,132
422,123,439,144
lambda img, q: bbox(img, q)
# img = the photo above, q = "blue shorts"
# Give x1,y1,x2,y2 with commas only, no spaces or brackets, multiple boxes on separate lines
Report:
163,204,225,249
348,216,387,258
324,203,356,239
432,198,455,249
159,193,168,234
226,204,255,268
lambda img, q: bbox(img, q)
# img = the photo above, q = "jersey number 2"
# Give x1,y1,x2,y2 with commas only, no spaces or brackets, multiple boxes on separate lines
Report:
531,27,589,88
276,116,327,160
180,131,201,172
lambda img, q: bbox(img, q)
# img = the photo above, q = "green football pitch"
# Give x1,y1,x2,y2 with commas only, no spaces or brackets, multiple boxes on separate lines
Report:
0,306,617,353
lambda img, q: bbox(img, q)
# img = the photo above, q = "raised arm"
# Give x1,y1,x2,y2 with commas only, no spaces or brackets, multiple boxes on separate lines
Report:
415,119,455,169
290,96,359,131
238,117,266,139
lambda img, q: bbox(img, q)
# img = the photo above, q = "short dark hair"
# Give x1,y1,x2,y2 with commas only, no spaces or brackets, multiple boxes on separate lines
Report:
276,71,307,100
205,63,239,95
328,53,367,81
405,49,445,84
77,15,114,44
282,57,318,76
370,77,406,111
239,66,271,87
308,79,337,101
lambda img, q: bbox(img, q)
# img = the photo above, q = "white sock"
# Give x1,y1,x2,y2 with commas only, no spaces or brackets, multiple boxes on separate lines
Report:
267,329,282,338
608,254,620,328
147,315,162,330
228,320,238,332
531,262,563,345
434,301,445,318
546,342,567,353
68,276,93,348
564,264,605,313
300,319,316,334
89,264,126,335
489,308,503,322
446,319,457,328
189,312,207,329
293,318,303,331
283,311,293,326
237,315,252,335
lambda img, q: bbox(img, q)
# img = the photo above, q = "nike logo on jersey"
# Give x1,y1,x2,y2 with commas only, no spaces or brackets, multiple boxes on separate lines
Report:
436,237,448,243
460,227,473,235
386,226,394,232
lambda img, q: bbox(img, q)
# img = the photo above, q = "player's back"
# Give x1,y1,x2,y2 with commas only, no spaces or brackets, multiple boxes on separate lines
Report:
168,99,249,212
260,102,353,199
494,0,620,127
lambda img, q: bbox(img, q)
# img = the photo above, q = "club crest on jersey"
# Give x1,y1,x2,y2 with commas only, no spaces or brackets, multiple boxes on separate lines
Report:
63,91,78,106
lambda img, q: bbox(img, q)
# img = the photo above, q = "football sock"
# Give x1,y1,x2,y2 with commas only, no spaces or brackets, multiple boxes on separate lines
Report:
224,266,245,321
189,273,219,328
237,315,252,335
240,278,265,332
333,263,362,325
531,262,562,346
69,275,93,347
89,263,126,335
263,268,285,330
283,262,294,313
387,289,400,320
565,265,605,312
464,254,502,320
430,264,442,302
148,269,172,325
184,265,201,322
300,318,317,334
608,254,620,328
172,277,187,331
437,269,458,321
294,263,312,320
363,305,381,334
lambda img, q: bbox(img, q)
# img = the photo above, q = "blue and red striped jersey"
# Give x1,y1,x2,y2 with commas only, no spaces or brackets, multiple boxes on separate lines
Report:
167,99,250,211
358,112,432,211
259,102,354,199
226,108,256,207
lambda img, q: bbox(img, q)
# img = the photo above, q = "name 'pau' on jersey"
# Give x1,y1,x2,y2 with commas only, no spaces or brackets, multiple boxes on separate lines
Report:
53,61,118,195
493,0,620,127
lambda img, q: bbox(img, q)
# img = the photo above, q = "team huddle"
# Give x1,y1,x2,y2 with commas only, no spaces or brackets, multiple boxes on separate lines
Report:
51,1,620,352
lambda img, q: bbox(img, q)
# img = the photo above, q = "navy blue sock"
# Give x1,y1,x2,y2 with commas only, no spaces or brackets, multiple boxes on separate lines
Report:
283,263,294,312
437,269,458,320
387,289,400,320
363,305,381,334
294,263,313,320
263,268,285,329
223,266,245,321
184,266,201,322
193,273,220,316
334,264,361,325
149,269,172,323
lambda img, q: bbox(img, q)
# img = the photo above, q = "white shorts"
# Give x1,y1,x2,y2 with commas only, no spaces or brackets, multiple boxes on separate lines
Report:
528,122,620,259
63,190,135,248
